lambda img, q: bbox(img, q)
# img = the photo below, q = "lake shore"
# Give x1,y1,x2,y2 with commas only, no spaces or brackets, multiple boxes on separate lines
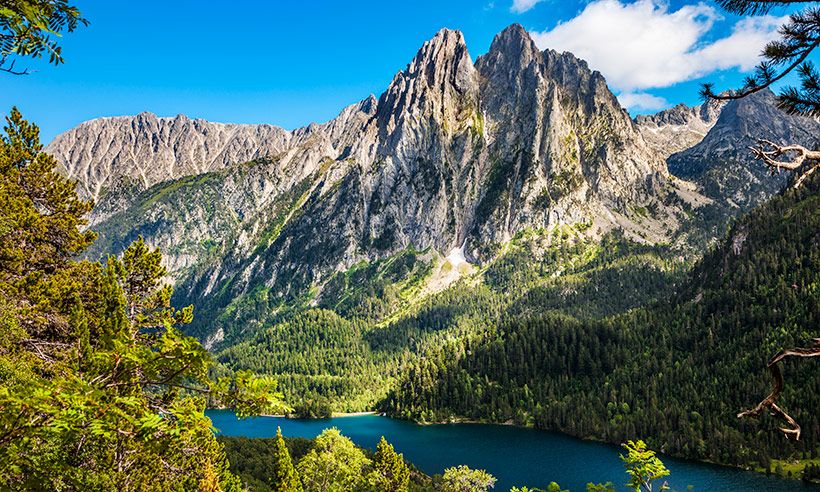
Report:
219,410,815,483
259,410,379,418
331,411,378,417
208,409,811,492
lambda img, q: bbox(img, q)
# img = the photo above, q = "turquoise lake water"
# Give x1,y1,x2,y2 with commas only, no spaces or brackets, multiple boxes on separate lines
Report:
208,410,819,491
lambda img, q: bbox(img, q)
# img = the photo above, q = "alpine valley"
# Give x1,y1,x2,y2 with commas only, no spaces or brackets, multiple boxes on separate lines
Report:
46,25,820,473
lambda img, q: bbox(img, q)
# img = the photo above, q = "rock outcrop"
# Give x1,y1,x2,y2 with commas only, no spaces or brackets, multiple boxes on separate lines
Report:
635,98,725,158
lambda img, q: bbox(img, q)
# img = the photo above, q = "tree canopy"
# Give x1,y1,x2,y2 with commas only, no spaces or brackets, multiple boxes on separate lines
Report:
0,0,87,74
439,465,497,492
297,427,372,492
0,108,286,491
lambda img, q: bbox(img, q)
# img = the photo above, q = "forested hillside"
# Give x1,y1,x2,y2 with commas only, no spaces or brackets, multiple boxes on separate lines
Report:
382,174,820,470
214,226,687,415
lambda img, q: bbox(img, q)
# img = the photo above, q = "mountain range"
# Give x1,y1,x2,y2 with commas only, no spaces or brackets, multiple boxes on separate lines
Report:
46,24,819,347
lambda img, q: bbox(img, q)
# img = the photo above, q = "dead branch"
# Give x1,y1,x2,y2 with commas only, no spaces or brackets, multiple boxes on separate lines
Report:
749,139,820,188
738,338,820,440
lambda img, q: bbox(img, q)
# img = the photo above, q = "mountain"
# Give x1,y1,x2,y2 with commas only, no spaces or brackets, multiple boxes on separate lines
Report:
382,171,820,469
634,98,725,158
45,113,293,225
667,89,820,211
49,25,817,350
54,25,703,343
42,22,820,473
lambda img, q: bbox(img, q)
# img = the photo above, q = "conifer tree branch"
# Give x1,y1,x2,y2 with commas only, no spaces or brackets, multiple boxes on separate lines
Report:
717,0,813,15
701,6,820,117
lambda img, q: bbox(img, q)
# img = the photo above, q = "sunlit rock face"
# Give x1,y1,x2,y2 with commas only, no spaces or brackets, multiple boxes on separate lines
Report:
52,24,715,341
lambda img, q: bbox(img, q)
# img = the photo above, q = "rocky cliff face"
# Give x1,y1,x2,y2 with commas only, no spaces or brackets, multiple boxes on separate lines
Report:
667,89,820,211
55,25,703,342
635,98,725,158
470,27,673,250
45,113,295,223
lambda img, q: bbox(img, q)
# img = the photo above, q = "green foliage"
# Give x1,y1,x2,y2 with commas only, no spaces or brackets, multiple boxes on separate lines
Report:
218,309,389,412
367,436,411,492
219,436,314,492
621,440,670,492
439,465,496,492
318,248,433,322
704,1,820,117
0,0,87,74
218,228,683,416
585,483,615,492
297,427,372,492
510,484,567,492
290,397,334,419
0,109,285,490
511,482,616,492
221,432,431,492
272,427,303,492
0,107,96,280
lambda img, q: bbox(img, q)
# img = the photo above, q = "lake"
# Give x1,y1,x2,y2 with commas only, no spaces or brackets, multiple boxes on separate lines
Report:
207,410,818,491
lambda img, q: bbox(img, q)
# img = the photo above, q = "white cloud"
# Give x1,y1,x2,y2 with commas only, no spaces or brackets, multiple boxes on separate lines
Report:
511,0,545,13
617,91,669,111
529,0,785,93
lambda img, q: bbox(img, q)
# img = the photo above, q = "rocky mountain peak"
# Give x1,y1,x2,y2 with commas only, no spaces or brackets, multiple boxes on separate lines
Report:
668,88,820,210
375,28,479,143
407,29,473,90
483,23,543,73
635,98,727,158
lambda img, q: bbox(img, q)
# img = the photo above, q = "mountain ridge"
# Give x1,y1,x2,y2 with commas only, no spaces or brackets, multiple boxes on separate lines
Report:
634,98,726,157
47,24,813,345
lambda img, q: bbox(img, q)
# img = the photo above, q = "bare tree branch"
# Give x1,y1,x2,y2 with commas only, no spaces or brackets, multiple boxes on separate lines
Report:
749,139,820,188
0,57,31,75
738,338,820,440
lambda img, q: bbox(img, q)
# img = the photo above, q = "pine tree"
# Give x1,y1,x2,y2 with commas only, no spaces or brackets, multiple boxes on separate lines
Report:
0,108,286,491
368,436,410,492
272,427,303,492
703,1,820,117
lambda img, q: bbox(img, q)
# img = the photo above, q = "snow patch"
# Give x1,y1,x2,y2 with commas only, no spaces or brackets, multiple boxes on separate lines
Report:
445,244,469,268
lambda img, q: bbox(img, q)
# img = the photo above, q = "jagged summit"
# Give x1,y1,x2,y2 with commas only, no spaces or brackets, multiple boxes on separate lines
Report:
376,27,478,141
46,112,292,205
635,98,726,158
408,28,470,69
485,23,541,63
55,24,720,343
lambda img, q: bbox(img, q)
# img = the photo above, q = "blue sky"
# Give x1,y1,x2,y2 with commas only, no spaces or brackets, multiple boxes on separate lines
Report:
0,0,812,143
